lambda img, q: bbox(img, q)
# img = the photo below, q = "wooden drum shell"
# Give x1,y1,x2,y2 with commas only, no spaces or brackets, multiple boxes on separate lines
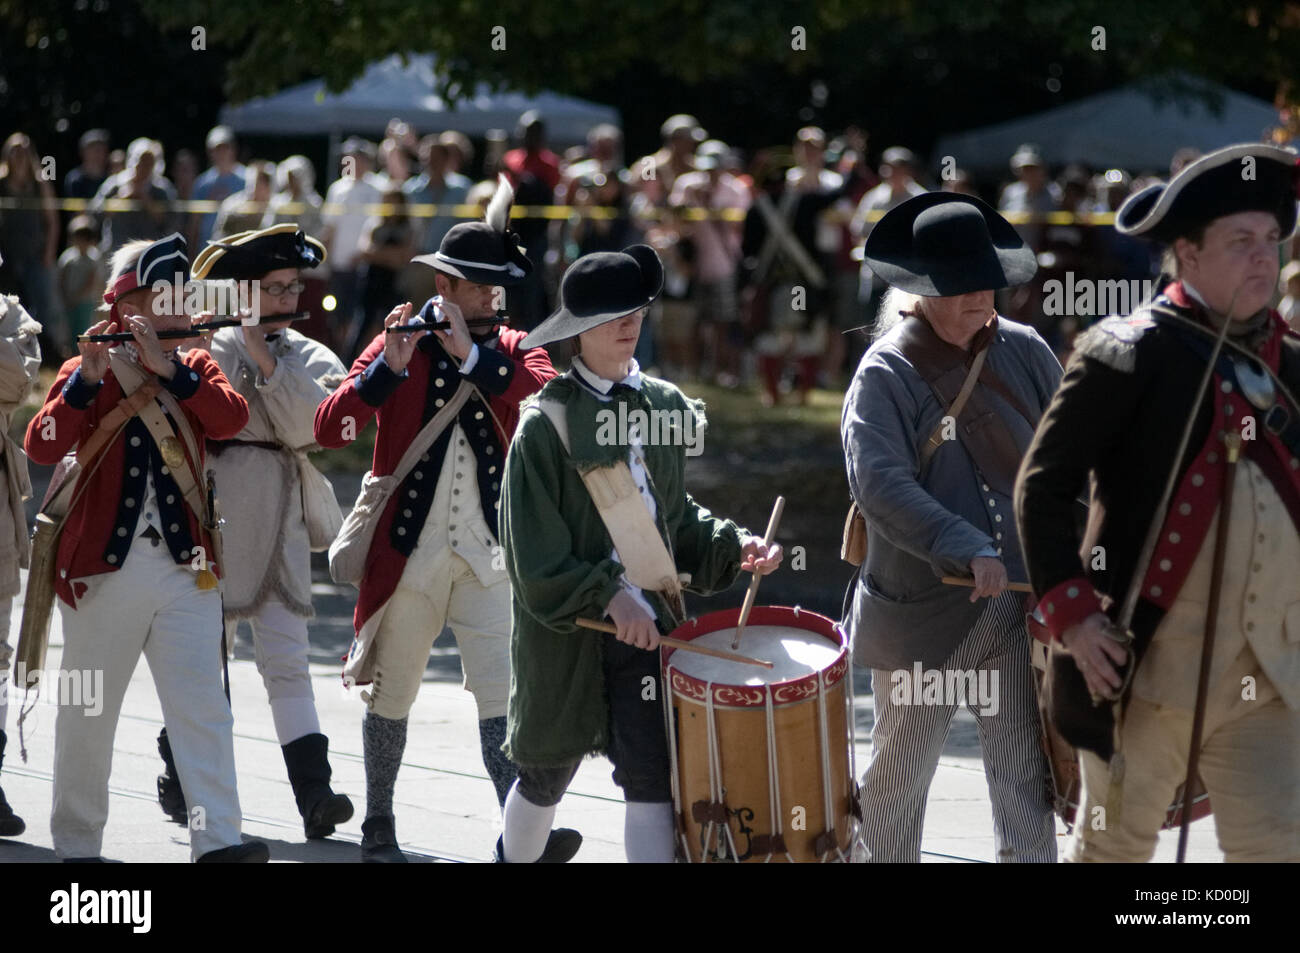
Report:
665,606,856,862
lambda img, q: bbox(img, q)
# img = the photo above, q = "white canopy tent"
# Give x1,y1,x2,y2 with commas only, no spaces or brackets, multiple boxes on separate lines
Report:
219,53,620,147
933,75,1283,175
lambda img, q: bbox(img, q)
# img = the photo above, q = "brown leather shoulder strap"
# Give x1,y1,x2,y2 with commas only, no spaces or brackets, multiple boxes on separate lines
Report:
895,314,1037,431
74,376,161,467
893,317,987,473
918,346,986,471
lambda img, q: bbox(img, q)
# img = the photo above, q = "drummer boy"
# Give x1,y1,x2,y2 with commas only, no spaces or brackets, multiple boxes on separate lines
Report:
497,245,782,862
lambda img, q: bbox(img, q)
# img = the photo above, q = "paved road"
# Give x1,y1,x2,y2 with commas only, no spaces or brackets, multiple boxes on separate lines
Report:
1,464,1223,862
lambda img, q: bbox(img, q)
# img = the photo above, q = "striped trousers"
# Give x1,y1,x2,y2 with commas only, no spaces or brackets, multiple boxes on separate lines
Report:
860,591,1057,862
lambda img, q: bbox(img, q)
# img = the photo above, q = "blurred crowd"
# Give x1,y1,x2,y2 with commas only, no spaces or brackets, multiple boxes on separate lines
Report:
4,117,1300,392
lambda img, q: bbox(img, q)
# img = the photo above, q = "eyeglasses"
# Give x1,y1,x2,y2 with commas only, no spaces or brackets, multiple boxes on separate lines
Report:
262,279,306,297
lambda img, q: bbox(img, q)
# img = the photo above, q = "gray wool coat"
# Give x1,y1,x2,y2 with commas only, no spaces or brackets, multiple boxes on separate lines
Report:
841,315,1062,671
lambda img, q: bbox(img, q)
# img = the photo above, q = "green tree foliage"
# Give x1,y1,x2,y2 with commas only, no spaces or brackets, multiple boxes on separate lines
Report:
134,0,1300,108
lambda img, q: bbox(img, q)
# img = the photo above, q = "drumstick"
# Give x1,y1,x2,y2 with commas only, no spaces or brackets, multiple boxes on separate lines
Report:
575,617,774,669
731,495,785,650
941,575,1034,593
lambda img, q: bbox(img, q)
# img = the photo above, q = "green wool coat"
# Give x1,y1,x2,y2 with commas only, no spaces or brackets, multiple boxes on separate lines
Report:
501,372,746,767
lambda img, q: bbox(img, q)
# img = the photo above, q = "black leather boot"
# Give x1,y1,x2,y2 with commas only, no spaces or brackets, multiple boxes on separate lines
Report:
156,728,187,825
197,841,270,863
0,730,25,837
282,733,354,839
360,815,407,863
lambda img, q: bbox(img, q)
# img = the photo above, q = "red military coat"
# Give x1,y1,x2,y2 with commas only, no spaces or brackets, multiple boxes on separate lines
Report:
25,351,249,607
314,328,555,642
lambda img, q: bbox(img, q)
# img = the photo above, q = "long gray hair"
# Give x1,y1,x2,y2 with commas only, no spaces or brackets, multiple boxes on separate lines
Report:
872,286,925,341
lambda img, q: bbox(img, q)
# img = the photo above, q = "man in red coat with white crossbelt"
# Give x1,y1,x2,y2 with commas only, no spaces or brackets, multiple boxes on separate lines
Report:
315,177,578,862
25,233,265,862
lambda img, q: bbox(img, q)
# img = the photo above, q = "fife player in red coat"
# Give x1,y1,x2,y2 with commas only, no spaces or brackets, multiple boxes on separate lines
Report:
314,177,578,862
25,233,264,862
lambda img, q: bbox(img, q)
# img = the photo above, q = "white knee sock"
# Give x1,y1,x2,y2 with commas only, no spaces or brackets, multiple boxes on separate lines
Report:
624,800,675,863
503,780,556,863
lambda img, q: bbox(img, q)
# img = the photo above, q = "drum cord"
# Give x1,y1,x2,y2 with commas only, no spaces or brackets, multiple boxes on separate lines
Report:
763,690,795,863
817,668,847,862
663,667,692,862
703,682,741,861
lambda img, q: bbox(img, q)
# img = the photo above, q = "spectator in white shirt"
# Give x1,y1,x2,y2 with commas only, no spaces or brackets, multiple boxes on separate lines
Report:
322,138,381,359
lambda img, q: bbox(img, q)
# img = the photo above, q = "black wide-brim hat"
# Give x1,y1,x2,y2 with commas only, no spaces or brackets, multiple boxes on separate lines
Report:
862,192,1037,297
1116,143,1299,243
192,224,326,280
413,221,533,286
521,245,664,348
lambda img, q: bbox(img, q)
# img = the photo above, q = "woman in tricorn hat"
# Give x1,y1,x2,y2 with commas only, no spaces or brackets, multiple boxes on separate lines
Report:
844,191,1063,862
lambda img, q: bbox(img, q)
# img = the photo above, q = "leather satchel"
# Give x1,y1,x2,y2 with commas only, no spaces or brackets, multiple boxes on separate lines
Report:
14,370,162,691
328,379,474,585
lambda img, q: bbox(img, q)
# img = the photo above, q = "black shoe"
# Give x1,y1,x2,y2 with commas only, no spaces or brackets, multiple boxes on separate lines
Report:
540,827,582,863
62,856,106,863
0,730,26,837
156,729,188,825
494,828,583,863
282,734,354,839
360,815,407,863
197,841,270,863
0,786,24,838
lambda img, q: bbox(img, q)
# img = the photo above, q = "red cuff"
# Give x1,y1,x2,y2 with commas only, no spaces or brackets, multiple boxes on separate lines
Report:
1038,576,1103,642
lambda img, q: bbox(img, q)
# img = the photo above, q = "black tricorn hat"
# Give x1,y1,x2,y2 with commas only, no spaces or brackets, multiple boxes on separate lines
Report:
192,224,326,280
413,174,532,286
1116,143,1299,243
521,245,664,348
862,192,1037,297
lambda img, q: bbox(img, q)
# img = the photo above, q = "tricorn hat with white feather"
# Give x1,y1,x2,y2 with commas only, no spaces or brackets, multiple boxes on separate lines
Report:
412,174,533,286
